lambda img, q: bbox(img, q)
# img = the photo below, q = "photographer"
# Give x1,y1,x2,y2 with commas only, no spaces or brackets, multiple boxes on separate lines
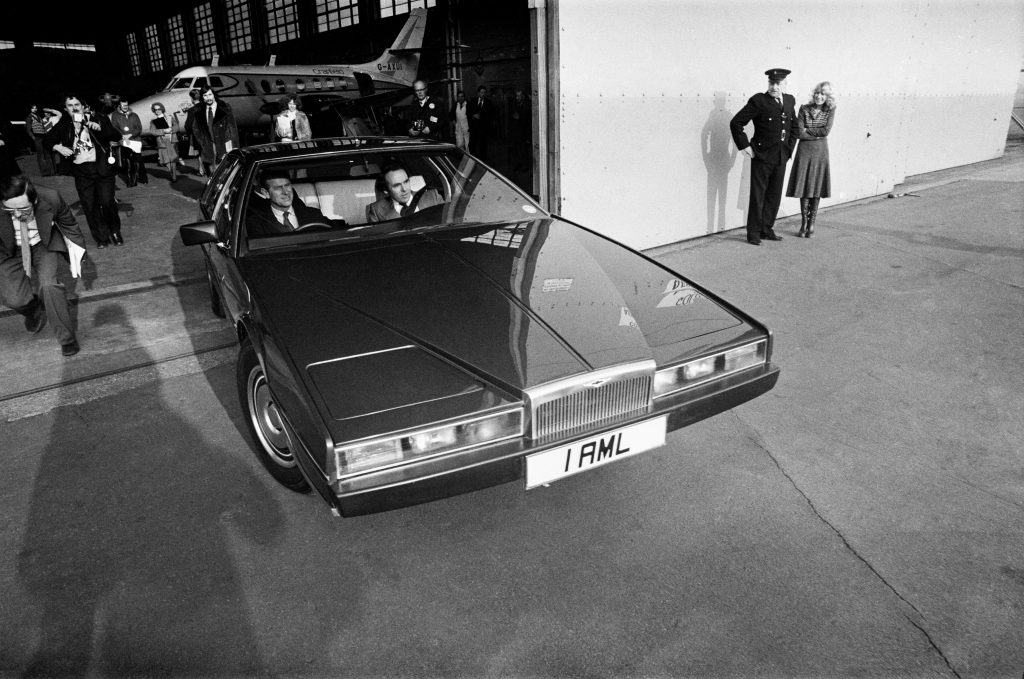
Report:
406,80,448,141
45,94,124,247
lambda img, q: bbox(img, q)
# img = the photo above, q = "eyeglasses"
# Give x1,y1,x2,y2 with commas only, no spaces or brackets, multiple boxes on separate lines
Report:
2,204,33,214
414,88,427,93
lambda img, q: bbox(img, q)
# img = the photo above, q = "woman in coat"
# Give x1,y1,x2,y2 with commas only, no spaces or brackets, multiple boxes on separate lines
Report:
271,94,312,142
786,81,836,237
148,102,182,182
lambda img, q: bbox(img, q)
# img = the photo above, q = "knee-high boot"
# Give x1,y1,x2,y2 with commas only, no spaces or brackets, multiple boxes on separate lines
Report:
798,198,809,237
806,198,819,237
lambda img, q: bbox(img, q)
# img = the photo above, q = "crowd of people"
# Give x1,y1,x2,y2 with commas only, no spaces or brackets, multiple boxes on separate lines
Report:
0,81,536,359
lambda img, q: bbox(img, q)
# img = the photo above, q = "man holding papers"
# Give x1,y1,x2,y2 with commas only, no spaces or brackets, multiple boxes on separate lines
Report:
1,175,86,357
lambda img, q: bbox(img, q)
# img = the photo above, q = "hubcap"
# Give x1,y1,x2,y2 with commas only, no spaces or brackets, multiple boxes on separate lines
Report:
247,366,295,466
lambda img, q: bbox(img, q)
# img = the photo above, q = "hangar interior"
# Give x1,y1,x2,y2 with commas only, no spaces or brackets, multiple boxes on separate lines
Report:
2,0,1022,249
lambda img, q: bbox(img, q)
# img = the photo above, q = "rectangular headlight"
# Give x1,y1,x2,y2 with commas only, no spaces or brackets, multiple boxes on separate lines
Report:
653,340,767,398
333,408,524,478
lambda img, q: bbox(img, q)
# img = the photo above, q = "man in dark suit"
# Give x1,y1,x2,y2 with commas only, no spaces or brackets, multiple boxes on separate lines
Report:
466,85,493,161
407,80,449,142
366,162,444,223
730,68,799,245
1,175,86,356
246,170,338,237
45,94,124,247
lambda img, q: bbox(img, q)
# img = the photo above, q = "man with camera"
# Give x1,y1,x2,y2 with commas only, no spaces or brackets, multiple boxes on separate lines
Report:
45,94,124,247
407,80,448,142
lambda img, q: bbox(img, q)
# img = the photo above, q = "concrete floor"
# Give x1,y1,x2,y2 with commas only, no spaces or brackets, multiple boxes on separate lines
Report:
0,143,1021,677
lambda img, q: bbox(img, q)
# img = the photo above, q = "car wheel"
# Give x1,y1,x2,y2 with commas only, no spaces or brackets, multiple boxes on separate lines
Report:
207,261,225,319
237,341,310,492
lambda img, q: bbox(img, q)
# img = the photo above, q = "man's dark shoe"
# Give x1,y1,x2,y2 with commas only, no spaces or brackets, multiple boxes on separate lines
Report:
61,339,80,357
25,306,46,334
763,231,783,241
747,238,762,246
111,233,124,245
97,241,109,249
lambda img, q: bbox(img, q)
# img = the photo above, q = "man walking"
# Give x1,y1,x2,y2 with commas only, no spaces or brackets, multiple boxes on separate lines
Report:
1,175,86,356
730,68,798,246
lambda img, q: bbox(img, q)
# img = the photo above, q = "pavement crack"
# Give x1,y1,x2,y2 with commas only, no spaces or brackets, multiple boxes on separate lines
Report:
731,410,962,677
902,612,963,678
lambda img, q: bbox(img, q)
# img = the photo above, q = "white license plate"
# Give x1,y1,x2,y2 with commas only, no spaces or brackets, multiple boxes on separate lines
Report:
525,416,668,489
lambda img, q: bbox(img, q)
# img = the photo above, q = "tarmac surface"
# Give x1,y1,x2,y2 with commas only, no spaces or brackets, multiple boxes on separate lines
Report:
0,142,1021,677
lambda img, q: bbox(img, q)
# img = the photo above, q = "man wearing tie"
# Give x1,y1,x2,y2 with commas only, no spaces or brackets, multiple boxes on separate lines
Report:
246,170,338,237
730,68,798,246
366,162,443,223
467,85,493,161
0,175,86,356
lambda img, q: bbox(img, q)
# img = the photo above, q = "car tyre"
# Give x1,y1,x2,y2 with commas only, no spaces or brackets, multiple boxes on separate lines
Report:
207,261,225,319
237,341,310,492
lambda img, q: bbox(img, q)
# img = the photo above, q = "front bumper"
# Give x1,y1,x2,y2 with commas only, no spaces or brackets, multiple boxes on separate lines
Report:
295,362,780,517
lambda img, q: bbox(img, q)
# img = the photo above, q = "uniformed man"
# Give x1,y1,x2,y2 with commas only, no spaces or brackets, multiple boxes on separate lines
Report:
730,68,798,246
407,80,448,141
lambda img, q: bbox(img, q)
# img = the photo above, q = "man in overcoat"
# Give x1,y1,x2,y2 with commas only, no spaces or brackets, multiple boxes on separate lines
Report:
1,175,86,356
730,68,798,245
193,86,240,175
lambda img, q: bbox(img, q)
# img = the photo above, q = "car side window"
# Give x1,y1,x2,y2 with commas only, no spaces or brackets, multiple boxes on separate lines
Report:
211,163,245,244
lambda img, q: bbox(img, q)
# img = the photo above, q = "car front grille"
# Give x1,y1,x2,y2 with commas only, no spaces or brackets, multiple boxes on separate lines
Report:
526,361,655,441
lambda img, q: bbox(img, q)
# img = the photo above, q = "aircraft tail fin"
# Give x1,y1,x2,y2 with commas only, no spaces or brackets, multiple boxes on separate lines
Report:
356,8,427,86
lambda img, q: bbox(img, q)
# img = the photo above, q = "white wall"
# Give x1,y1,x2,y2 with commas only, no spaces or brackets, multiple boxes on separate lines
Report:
555,0,1024,249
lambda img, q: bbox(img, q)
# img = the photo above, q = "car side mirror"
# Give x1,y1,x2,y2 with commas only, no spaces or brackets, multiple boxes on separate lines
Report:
179,220,219,246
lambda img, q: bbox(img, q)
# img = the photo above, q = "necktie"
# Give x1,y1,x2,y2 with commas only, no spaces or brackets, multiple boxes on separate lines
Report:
207,106,213,129
282,210,293,229
19,221,32,277
400,202,412,216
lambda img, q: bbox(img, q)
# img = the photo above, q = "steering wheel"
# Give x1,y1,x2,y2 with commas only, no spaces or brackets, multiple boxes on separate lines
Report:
294,222,333,232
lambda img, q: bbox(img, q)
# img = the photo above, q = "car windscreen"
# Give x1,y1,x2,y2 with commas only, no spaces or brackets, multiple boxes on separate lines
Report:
242,148,546,249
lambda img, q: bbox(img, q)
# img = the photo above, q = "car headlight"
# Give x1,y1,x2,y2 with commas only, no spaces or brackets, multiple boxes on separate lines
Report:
332,408,524,478
653,340,767,397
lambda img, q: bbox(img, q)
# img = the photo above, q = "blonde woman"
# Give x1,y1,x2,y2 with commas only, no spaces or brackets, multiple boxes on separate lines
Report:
149,102,181,182
786,81,836,237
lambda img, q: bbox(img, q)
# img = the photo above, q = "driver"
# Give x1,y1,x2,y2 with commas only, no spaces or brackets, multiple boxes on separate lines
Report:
366,162,443,223
247,169,342,236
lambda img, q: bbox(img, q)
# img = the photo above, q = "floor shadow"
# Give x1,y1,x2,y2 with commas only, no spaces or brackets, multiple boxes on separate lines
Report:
16,303,284,677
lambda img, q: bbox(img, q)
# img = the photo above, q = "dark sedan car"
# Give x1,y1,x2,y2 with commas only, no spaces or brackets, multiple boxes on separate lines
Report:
180,138,779,516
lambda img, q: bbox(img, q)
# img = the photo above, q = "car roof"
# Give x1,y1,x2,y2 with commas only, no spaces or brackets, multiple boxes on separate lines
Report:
231,136,450,164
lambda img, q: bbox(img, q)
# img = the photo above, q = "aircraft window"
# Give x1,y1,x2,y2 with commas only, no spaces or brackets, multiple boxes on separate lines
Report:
244,80,258,95
296,79,305,91
194,77,208,89
209,76,224,88
275,78,287,92
260,80,272,94
312,79,322,90
325,78,335,89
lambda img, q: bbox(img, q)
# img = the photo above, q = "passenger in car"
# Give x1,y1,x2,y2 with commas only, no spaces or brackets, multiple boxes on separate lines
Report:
247,169,343,236
366,162,443,223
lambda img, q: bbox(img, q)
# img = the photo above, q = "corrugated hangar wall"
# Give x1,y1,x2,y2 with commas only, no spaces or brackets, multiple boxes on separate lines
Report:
551,0,1024,249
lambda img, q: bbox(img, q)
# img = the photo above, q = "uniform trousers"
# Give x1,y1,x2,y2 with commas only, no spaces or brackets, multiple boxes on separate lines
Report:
0,244,75,344
747,158,787,240
70,164,120,245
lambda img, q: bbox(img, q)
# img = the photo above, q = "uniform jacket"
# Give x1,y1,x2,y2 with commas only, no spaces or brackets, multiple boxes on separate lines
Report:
193,101,240,165
367,188,443,223
407,97,449,141
110,108,143,141
44,112,121,176
730,92,798,165
0,185,85,262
